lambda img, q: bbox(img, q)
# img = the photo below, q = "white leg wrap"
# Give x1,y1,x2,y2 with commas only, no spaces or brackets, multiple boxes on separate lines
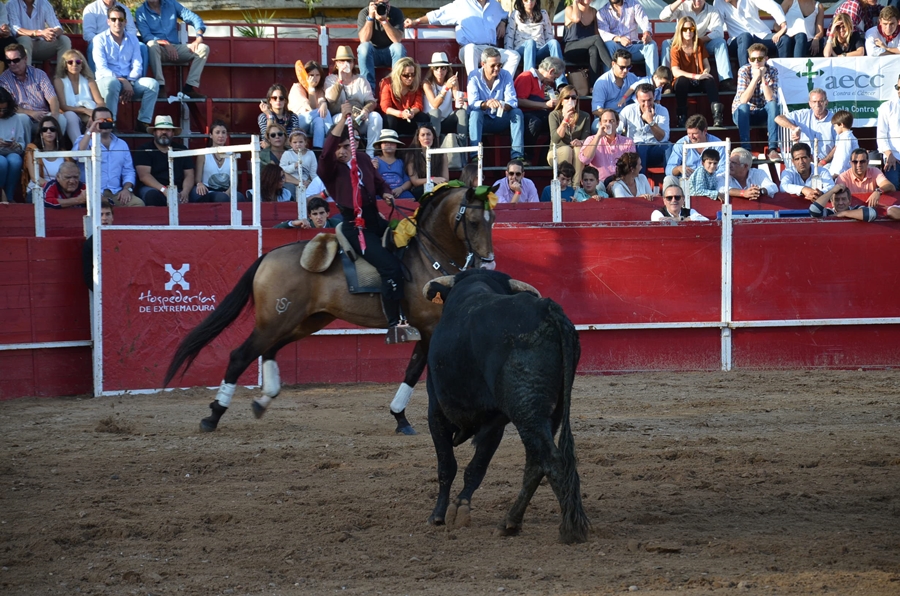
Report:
262,360,281,399
255,394,273,408
216,381,237,408
390,382,414,414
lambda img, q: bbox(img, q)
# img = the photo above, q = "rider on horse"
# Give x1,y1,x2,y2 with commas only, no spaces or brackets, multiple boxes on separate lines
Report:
318,103,420,343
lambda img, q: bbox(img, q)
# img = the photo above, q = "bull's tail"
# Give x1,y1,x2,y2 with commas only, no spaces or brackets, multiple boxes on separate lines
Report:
163,255,265,387
553,304,591,544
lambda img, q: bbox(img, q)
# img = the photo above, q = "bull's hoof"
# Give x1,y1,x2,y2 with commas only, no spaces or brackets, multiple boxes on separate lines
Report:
446,500,470,529
496,522,522,537
251,400,267,419
199,416,218,432
428,514,445,526
392,410,417,435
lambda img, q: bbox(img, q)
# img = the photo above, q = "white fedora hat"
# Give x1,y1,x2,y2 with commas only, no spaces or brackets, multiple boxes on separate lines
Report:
428,52,451,67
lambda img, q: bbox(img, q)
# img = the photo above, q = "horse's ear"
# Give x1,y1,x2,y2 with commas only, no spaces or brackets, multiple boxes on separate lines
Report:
490,183,500,194
424,276,456,303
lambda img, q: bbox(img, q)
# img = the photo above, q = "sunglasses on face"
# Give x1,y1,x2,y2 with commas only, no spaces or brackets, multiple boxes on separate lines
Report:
109,17,125,22
269,132,285,138
433,65,448,70
664,195,683,201
749,56,767,62
67,59,82,65
683,27,696,32
507,171,523,177
851,159,867,164
895,85,900,90
401,73,415,79
5,57,23,64
615,63,631,70
269,96,285,101
41,127,57,133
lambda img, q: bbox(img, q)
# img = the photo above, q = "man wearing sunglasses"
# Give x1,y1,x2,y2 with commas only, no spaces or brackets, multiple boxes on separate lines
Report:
732,43,781,162
133,114,195,206
651,183,708,221
94,4,160,134
493,158,538,203
835,148,896,208
0,43,60,144
6,0,71,66
876,73,900,190
82,0,149,75
590,50,639,133
809,183,877,222
76,107,145,207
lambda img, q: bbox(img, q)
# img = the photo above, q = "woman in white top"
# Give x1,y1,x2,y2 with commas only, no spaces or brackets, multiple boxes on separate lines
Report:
506,0,565,87
324,45,382,157
288,60,333,149
421,52,467,139
24,115,73,198
776,0,824,58
191,120,246,203
609,152,654,199
53,49,105,147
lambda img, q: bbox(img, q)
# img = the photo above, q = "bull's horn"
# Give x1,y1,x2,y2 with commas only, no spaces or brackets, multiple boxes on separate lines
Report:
509,280,541,298
423,276,456,299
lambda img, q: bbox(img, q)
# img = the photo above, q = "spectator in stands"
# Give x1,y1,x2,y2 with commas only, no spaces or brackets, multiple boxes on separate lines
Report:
289,61,331,151
0,43,61,144
494,158,538,203
669,17,723,129
258,84,300,149
609,152,654,199
591,50,639,129
275,197,341,229
82,0,148,74
515,56,565,155
823,13,866,56
573,165,609,201
92,4,159,135
618,66,673,107
133,114,195,206
43,161,90,208
865,6,900,56
548,84,590,185
191,119,245,204
421,52,467,139
467,47,527,163
778,0,825,58
836,148,896,207
7,0,71,67
540,160,576,202
24,114,70,198
405,123,448,199
659,0,732,89
774,88,834,165
0,87,25,203
664,114,725,188
458,162,479,186
718,146,778,199
597,0,658,75
255,163,292,202
580,108,636,182
732,43,781,162
281,130,317,187
712,0,787,69
563,0,613,88
833,0,883,35
830,110,858,178
506,0,565,87
618,83,670,173
652,183,709,221
889,204,900,220
136,0,208,99
373,129,414,199
780,142,834,200
357,0,407,91
53,49,104,147
75,106,144,207
688,148,723,200
324,45,382,158
876,73,900,189
406,0,520,78
0,3,18,74
379,57,430,137
809,183,877,221
261,122,300,194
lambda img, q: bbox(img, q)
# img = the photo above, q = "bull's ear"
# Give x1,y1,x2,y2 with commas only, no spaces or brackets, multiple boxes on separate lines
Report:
423,276,456,302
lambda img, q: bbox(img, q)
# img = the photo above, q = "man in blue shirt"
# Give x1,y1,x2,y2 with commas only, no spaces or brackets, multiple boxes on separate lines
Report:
76,106,144,206
82,0,148,73
93,4,159,132
136,0,208,98
466,46,525,162
663,114,725,189
590,50,639,132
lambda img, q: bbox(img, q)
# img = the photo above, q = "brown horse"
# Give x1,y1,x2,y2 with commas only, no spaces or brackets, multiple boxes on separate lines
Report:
164,185,496,433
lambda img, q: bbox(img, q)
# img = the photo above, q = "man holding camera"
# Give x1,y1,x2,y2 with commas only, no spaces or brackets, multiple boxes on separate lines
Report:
93,4,160,133
357,0,407,91
75,106,145,207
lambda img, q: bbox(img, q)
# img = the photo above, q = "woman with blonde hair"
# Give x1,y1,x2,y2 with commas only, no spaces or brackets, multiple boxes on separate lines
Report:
548,84,590,185
260,122,300,196
823,13,865,57
670,16,722,128
53,49,105,146
379,56,429,137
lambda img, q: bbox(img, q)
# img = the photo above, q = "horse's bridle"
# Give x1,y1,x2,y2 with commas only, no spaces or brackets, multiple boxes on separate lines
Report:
453,202,495,270
396,198,494,274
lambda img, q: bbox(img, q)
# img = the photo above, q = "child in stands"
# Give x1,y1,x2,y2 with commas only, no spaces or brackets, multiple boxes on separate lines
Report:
688,148,723,200
540,161,577,202
280,130,317,186
829,110,858,178
573,165,609,201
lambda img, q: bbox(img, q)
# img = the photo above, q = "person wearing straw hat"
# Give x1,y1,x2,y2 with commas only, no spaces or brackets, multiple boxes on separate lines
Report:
373,128,414,199
422,51,467,139
324,45,383,158
133,114,194,206
357,0,407,90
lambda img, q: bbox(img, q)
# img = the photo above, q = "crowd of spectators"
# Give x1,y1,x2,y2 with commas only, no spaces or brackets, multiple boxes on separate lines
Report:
0,0,897,222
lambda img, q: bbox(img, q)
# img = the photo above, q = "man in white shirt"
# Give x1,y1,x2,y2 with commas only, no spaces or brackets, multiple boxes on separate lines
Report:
7,0,71,66
618,83,670,172
718,147,778,198
774,89,835,165
82,0,149,74
779,142,834,201
660,0,733,88
865,6,900,56
712,0,787,68
877,72,900,189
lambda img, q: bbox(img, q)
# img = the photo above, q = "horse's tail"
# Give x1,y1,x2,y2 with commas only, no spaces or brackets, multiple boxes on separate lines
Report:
553,303,591,544
163,255,265,387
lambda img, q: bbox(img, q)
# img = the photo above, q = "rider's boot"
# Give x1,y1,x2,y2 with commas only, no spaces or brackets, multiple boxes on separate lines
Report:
383,296,421,344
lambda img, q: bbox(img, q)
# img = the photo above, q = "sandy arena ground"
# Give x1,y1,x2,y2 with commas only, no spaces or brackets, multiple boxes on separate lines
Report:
2,370,899,595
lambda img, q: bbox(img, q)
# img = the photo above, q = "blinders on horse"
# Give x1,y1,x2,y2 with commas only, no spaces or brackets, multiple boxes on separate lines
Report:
454,202,494,271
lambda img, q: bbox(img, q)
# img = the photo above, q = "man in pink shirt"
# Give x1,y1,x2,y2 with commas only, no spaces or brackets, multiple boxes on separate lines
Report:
836,148,896,207
578,108,635,182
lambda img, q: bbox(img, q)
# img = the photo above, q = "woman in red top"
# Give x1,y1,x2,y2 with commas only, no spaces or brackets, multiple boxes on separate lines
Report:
379,57,430,136
670,16,723,128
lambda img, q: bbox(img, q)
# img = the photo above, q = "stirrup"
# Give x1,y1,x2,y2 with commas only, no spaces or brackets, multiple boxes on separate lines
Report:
386,323,421,344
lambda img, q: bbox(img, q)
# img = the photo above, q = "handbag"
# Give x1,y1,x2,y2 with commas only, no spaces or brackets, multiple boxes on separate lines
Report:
568,69,590,98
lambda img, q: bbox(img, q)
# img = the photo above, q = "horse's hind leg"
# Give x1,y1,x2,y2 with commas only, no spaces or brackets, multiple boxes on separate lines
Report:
391,339,429,435
201,332,265,432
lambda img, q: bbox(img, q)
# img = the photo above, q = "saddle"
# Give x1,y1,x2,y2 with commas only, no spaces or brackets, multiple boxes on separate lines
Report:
299,224,390,294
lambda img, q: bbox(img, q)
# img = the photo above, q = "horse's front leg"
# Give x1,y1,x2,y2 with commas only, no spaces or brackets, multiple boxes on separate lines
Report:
391,340,429,435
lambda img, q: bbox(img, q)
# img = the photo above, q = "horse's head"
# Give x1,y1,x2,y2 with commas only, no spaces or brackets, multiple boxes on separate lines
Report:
449,185,497,270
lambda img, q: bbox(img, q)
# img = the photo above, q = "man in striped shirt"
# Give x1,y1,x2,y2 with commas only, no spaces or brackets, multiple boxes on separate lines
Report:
0,42,60,143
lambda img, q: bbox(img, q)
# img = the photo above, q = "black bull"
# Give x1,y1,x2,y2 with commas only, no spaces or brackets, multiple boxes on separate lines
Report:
423,269,590,544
